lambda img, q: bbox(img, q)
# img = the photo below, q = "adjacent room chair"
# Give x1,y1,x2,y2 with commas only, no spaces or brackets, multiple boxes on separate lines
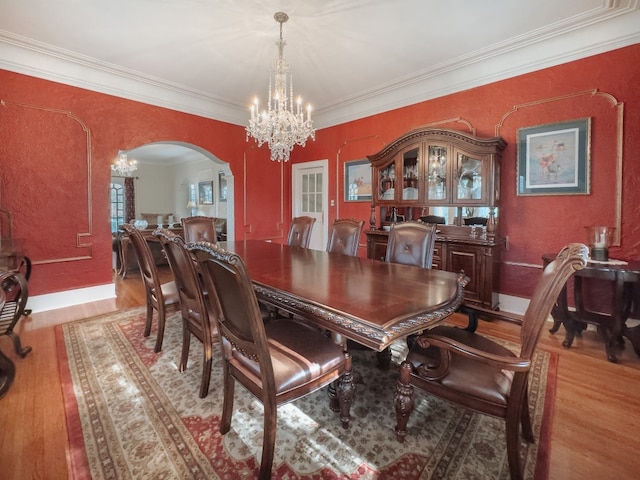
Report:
188,241,355,480
419,215,446,225
154,228,220,398
464,216,488,226
287,216,316,248
326,218,364,257
181,216,218,244
385,221,437,269
394,243,588,480
121,224,180,352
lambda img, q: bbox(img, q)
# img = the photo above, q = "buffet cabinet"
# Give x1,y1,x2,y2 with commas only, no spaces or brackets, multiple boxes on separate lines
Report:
366,227,504,310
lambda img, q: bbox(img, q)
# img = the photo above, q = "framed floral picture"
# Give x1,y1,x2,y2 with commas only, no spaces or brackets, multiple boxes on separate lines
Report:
516,118,591,196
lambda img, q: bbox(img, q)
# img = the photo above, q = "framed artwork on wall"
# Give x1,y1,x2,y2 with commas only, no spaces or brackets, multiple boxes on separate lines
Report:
218,172,228,201
516,118,591,196
344,159,372,202
198,181,214,205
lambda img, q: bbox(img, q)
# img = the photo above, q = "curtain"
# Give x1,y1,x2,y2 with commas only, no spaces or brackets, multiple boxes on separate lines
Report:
125,177,135,222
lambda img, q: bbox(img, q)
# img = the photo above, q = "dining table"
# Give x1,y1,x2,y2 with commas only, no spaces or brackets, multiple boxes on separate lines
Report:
220,240,469,352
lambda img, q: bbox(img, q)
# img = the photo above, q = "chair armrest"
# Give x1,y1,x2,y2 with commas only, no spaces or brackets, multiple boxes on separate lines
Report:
417,333,531,372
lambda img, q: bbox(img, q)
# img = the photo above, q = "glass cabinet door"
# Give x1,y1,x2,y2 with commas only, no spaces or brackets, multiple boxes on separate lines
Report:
401,147,419,201
455,153,483,201
427,145,448,201
377,159,397,202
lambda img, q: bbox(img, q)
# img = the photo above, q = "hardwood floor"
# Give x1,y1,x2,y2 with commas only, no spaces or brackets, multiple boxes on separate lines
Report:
1,266,639,479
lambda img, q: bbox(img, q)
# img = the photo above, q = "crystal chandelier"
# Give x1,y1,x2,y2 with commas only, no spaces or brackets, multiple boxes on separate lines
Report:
111,152,138,176
246,12,315,162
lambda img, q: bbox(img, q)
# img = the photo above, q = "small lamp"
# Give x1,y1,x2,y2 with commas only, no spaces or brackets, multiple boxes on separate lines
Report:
585,226,614,261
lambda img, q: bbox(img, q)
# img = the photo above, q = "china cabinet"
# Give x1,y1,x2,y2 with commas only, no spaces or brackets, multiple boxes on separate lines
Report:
365,128,507,310
368,127,506,234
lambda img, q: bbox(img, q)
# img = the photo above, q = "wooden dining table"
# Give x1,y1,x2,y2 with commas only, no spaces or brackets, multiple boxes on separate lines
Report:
221,240,468,352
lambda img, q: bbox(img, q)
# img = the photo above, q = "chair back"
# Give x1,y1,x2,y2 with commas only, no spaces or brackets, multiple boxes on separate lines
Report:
181,216,218,243
189,242,273,381
385,221,437,269
326,218,364,256
464,217,488,226
154,229,213,340
519,243,588,358
419,215,446,225
121,224,163,302
287,216,316,248
0,271,28,336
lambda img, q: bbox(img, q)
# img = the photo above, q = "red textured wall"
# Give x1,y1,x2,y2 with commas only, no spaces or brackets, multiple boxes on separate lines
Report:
1,44,639,301
291,44,640,299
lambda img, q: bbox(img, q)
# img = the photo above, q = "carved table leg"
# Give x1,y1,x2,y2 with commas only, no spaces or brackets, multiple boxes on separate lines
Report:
394,360,415,443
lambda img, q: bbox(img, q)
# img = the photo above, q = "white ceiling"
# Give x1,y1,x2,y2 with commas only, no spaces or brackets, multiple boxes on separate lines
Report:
1,0,639,134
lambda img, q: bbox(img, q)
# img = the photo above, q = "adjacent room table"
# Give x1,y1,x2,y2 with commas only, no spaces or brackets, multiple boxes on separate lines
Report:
221,240,468,352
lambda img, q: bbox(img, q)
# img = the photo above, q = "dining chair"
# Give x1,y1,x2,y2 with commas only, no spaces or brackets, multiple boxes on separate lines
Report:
181,216,218,243
122,224,180,353
385,221,437,269
286,216,316,248
154,228,220,398
326,218,364,257
394,243,588,480
188,241,354,480
419,214,446,225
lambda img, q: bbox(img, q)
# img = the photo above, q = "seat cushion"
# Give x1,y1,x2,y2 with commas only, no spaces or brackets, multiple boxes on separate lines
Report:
160,281,180,306
229,319,346,396
406,326,516,406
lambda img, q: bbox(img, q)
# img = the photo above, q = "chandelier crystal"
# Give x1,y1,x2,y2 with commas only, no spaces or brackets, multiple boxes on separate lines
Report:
111,152,138,176
246,12,315,162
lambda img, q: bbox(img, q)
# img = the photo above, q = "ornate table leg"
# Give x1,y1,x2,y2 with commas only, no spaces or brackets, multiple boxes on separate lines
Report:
394,361,415,443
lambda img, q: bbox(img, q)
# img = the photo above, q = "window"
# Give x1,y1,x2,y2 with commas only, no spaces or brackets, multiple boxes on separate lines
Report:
110,183,125,233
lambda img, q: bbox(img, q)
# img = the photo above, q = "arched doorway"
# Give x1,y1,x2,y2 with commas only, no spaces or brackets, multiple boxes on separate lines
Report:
112,141,235,241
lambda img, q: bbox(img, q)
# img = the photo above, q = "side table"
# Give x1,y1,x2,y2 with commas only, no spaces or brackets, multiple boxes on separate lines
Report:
543,254,640,363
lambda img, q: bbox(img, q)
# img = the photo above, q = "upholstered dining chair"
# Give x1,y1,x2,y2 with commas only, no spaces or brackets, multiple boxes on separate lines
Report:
181,216,218,244
286,216,316,248
188,241,354,480
394,243,588,480
326,218,365,257
154,228,219,398
122,223,179,353
385,221,437,269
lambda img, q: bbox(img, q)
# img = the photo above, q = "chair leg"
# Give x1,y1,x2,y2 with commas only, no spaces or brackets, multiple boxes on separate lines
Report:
154,304,165,353
520,386,535,443
179,323,191,373
506,405,524,480
199,341,212,398
259,401,278,480
144,301,153,337
220,365,235,434
394,360,415,443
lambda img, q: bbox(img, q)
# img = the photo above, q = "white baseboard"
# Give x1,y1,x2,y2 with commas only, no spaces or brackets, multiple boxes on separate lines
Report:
26,283,116,314
497,294,530,317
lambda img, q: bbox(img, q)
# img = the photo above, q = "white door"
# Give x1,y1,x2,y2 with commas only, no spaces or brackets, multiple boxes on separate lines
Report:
292,160,328,251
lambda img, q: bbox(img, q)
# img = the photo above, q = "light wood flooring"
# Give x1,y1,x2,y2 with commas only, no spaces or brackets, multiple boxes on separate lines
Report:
1,266,639,479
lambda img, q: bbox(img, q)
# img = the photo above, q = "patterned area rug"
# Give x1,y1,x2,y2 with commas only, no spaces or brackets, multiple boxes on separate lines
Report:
56,307,554,479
